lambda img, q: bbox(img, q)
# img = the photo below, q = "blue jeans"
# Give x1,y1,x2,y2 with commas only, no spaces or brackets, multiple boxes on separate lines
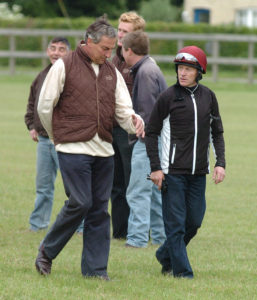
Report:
126,140,166,247
29,136,58,231
76,219,84,233
156,174,206,278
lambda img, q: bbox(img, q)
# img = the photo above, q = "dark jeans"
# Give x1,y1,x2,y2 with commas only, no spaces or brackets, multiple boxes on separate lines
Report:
156,174,206,278
111,126,133,238
42,153,114,277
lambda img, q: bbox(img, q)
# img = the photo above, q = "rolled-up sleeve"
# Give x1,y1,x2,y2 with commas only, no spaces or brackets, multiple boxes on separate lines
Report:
37,58,65,140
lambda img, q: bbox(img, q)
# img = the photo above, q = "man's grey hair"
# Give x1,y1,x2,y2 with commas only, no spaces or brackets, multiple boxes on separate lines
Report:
48,37,71,50
85,16,117,44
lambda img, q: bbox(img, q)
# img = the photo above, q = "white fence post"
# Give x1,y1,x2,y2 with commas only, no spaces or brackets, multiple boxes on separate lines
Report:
177,39,184,51
248,41,254,84
212,40,219,83
9,35,15,75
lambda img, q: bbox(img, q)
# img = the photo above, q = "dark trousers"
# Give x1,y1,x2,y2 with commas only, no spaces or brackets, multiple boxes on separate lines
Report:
111,126,133,238
42,153,114,277
156,174,206,278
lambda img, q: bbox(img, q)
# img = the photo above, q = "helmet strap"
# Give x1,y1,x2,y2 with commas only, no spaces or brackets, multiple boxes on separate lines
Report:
196,70,202,82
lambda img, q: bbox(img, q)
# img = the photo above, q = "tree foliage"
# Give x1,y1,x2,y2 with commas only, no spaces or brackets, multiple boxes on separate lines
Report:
4,0,59,17
139,0,181,22
170,0,183,7
125,0,141,11
2,0,144,19
62,0,127,19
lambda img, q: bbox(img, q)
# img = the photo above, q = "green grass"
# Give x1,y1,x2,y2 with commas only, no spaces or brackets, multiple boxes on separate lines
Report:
0,71,256,300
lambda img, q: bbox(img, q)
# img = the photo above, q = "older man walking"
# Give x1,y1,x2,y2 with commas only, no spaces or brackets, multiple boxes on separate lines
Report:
34,17,144,280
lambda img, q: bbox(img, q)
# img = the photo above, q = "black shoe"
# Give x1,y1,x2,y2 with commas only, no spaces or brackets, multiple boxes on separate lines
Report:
35,244,52,276
156,251,172,275
161,265,172,275
112,236,126,240
98,274,110,281
84,274,110,281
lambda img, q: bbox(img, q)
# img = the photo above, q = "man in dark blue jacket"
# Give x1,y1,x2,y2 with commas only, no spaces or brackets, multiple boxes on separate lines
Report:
145,46,225,278
122,31,167,248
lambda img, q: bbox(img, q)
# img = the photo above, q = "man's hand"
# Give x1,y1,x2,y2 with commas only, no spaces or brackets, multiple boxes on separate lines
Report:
150,170,164,191
212,166,225,184
29,129,38,142
132,114,145,138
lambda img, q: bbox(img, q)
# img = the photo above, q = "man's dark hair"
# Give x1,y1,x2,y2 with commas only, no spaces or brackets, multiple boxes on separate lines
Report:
122,31,149,56
85,15,117,44
49,37,71,50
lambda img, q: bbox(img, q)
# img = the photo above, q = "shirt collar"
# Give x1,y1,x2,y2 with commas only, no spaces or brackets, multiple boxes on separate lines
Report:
130,55,149,75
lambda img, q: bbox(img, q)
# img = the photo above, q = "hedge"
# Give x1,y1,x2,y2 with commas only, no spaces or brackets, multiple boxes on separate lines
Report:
2,16,257,34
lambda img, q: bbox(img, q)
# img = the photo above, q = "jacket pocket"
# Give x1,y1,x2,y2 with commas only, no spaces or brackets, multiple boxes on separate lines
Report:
171,144,176,164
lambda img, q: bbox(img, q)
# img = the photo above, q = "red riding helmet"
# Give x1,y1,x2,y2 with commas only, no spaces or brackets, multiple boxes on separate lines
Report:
174,45,207,74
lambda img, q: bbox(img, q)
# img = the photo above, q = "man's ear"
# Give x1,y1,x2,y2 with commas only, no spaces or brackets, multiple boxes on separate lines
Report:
86,37,93,46
128,48,133,56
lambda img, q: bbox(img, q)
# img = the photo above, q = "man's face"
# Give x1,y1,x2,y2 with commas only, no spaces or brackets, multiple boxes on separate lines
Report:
122,47,134,67
177,64,198,87
87,36,116,65
47,42,69,64
121,46,132,67
117,21,134,46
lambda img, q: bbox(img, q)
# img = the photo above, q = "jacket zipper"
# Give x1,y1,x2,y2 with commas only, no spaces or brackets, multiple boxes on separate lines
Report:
171,144,176,164
96,78,100,131
191,93,198,175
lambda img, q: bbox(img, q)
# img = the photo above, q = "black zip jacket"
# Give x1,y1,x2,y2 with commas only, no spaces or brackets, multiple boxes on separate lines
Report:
145,83,225,175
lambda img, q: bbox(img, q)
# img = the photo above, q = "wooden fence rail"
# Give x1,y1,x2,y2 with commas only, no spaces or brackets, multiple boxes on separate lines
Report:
1,28,257,83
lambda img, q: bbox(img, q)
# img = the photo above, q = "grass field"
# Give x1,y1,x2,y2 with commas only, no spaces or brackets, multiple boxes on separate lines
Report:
0,71,256,300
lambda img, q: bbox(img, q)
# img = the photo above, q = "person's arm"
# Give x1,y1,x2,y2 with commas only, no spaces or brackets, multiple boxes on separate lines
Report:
24,77,37,129
132,114,145,138
210,91,226,184
149,170,165,191
29,129,38,142
212,166,225,184
37,59,65,140
145,92,169,176
145,92,170,189
135,69,163,126
24,76,40,142
114,68,144,137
